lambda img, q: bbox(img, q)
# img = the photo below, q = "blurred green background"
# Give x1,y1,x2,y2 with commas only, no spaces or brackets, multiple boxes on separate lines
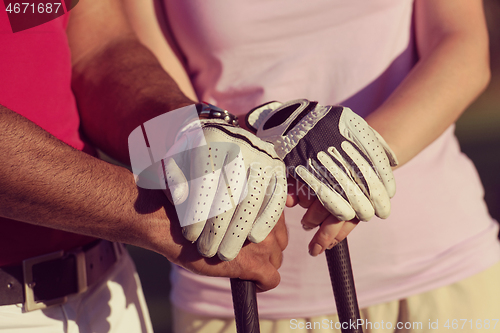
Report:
455,0,500,223
127,1,500,332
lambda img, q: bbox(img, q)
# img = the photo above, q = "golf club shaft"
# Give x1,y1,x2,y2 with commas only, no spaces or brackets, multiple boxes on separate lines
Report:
325,238,364,333
229,241,361,333
230,278,260,333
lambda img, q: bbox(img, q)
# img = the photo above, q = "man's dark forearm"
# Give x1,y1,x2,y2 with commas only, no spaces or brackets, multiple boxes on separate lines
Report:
0,104,286,290
0,105,176,253
71,37,194,164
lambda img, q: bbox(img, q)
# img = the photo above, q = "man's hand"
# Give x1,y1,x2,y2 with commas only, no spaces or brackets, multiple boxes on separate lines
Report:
161,105,287,261
128,103,288,262
162,209,288,292
0,0,288,292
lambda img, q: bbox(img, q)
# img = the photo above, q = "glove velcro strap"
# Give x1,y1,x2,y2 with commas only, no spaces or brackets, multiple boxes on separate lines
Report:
245,101,283,134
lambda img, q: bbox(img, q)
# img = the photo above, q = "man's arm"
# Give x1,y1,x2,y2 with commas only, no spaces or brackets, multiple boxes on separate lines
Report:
0,0,286,291
0,106,285,290
0,105,166,249
67,0,193,164
121,0,198,102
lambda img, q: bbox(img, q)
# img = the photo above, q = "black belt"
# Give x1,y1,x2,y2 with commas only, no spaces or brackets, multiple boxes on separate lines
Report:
0,240,122,311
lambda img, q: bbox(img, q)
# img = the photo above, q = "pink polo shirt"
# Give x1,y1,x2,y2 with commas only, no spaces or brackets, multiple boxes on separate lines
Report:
161,0,500,318
0,8,96,266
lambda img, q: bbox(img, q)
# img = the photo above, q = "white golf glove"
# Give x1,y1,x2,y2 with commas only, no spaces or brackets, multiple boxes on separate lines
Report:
246,99,398,222
161,104,287,261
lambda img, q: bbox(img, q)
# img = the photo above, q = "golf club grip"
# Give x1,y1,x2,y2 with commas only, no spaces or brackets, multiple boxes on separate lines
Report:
230,278,260,333
325,238,363,333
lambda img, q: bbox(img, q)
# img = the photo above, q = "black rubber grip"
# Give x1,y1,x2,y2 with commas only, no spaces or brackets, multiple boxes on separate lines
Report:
230,278,260,333
325,239,364,333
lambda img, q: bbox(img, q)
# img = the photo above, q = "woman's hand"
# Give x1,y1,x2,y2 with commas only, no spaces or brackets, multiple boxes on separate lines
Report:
286,177,359,257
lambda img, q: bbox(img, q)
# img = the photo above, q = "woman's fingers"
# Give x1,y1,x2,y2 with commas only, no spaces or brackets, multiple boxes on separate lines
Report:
286,176,316,208
287,176,361,256
301,198,331,230
308,217,359,256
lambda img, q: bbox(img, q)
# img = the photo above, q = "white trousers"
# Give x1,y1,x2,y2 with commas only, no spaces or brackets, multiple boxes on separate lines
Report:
0,247,153,333
174,261,500,333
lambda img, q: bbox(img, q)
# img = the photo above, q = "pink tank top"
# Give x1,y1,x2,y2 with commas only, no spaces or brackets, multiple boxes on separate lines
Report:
162,0,500,317
0,9,96,266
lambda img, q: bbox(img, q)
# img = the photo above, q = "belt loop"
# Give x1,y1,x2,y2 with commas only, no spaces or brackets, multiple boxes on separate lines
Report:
68,248,88,295
113,242,123,262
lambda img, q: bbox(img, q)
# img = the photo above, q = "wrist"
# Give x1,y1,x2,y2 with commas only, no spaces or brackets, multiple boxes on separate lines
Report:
196,102,239,127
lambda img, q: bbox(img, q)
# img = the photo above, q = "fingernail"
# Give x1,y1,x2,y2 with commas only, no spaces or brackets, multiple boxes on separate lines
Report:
302,224,313,231
327,240,339,250
310,243,323,257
